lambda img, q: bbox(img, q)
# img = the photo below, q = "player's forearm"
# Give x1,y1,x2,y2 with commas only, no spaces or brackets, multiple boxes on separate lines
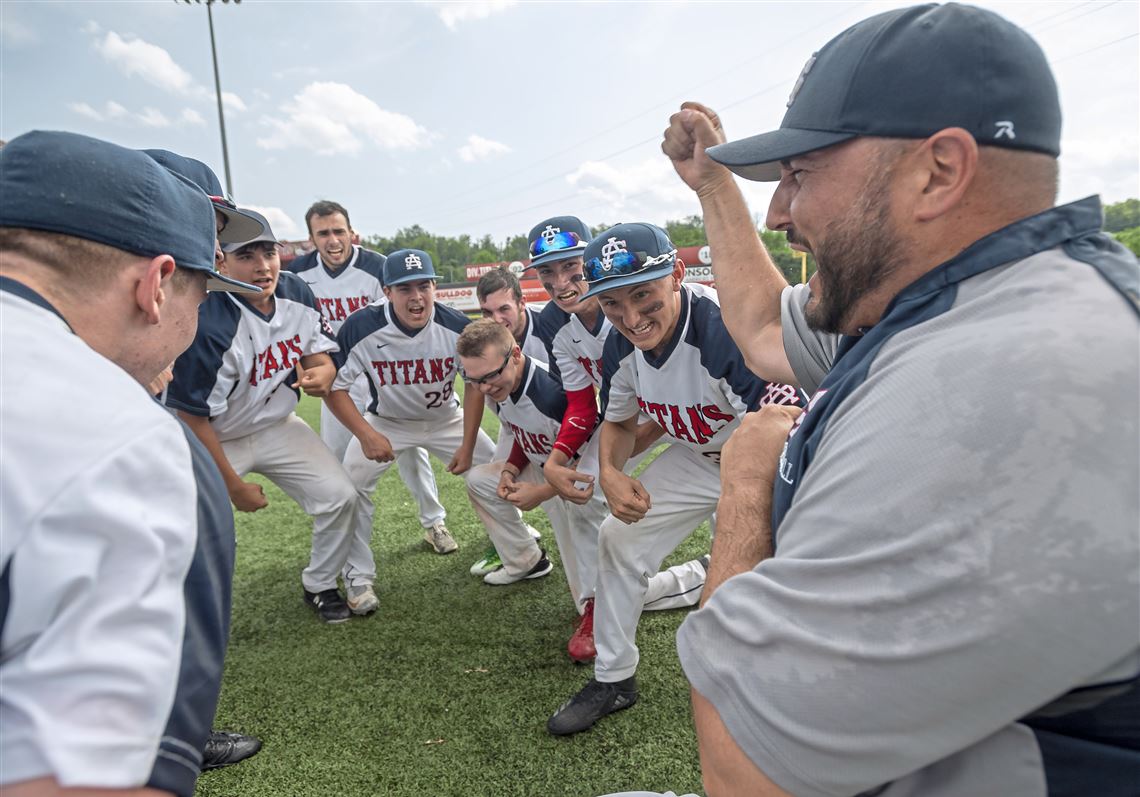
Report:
701,479,773,608
324,389,373,441
630,419,666,457
599,417,638,475
176,410,243,490
459,381,485,453
698,179,789,373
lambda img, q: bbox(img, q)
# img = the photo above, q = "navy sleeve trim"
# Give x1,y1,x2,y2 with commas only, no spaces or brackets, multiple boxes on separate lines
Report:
433,303,472,335
166,295,240,415
354,248,388,281
536,302,569,385
146,419,235,797
334,304,388,370
687,291,769,409
276,271,321,310
524,361,568,424
285,250,319,275
598,329,634,420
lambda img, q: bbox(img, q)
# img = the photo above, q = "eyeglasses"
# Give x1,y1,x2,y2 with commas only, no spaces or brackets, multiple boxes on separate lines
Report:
584,249,677,284
461,350,512,385
529,230,586,258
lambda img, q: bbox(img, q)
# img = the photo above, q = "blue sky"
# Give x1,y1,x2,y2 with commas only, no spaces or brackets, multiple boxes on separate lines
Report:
2,1,1137,244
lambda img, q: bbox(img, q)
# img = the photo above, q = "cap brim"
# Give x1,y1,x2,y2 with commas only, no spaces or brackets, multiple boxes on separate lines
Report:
707,128,856,182
385,273,439,287
221,233,279,253
216,205,268,244
205,271,262,294
522,245,589,271
582,263,674,300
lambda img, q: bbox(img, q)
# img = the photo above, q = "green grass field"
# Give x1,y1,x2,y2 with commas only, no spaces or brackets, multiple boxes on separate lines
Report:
196,390,710,797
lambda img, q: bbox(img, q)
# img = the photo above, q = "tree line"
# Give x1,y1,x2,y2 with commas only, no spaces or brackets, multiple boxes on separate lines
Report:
361,199,1138,285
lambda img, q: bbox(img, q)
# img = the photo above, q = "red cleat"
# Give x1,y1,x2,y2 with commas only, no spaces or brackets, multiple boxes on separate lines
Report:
567,598,596,663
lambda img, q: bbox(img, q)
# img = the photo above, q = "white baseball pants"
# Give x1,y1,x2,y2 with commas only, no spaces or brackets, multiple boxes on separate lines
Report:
341,411,496,587
593,444,721,683
221,413,364,593
320,382,445,527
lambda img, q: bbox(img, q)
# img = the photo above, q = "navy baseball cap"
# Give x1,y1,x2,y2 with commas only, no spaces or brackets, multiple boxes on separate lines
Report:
384,248,439,286
0,130,258,294
143,149,267,244
582,223,678,299
708,3,1062,181
524,216,592,270
221,209,279,253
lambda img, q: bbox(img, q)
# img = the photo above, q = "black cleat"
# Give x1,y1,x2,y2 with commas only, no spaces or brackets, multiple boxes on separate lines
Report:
303,588,351,624
547,676,638,736
202,730,262,771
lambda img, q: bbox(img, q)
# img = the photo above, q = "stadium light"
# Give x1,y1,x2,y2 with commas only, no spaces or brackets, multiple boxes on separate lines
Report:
177,0,241,197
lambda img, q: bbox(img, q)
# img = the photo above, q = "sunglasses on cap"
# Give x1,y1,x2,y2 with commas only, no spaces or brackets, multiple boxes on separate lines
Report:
530,230,586,258
460,350,512,385
584,249,677,284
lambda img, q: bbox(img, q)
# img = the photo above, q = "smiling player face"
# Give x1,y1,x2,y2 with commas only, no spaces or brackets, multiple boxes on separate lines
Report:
595,263,685,358
535,256,596,316
384,279,436,330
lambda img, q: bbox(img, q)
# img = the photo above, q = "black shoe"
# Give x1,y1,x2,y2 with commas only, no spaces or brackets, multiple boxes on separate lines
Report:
303,588,351,623
547,676,638,736
202,730,262,771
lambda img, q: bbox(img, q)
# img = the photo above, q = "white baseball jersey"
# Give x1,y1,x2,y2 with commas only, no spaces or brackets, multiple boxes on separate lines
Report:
166,272,338,442
493,356,571,468
536,301,611,390
1,278,228,794
334,301,471,421
517,304,550,365
287,245,386,334
600,283,805,459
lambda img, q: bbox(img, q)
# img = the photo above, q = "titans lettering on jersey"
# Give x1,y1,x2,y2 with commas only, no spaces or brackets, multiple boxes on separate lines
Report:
600,283,804,457
494,357,569,468
536,301,610,390
333,302,471,421
166,272,338,442
287,245,386,333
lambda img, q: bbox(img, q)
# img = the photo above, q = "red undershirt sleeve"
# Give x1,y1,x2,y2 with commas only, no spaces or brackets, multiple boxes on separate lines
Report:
552,385,598,459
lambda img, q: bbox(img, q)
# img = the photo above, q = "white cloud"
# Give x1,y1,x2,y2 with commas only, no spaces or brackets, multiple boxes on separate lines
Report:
243,205,303,240
138,107,171,128
427,0,517,30
457,134,510,163
222,92,247,113
180,108,206,126
257,81,433,156
567,157,696,220
68,99,175,128
95,30,197,95
81,20,101,36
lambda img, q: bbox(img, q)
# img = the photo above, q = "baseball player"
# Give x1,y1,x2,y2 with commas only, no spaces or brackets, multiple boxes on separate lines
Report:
166,211,364,624
287,200,448,545
458,320,608,619
547,223,804,736
325,249,497,604
0,131,256,796
143,148,267,771
467,266,548,577
525,217,710,650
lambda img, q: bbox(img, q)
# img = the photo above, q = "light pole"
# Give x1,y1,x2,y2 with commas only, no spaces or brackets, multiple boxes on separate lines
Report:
179,0,240,197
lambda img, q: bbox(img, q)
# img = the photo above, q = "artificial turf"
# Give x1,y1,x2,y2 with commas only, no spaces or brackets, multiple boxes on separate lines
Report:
196,390,709,797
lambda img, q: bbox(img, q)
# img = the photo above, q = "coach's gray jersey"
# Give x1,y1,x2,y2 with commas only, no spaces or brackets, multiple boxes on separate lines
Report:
678,198,1140,797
